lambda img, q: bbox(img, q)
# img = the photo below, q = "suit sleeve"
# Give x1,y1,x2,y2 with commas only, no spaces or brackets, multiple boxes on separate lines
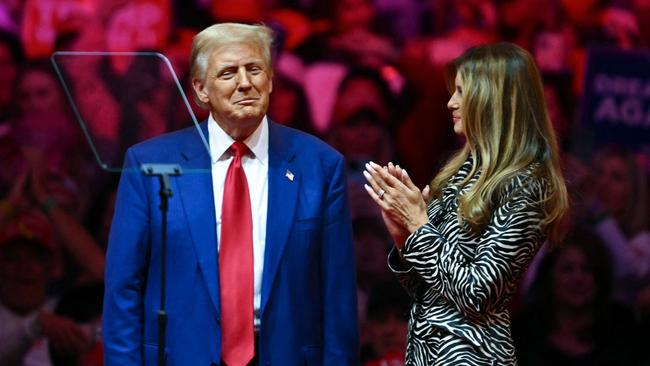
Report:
320,155,359,365
400,176,548,317
103,148,151,366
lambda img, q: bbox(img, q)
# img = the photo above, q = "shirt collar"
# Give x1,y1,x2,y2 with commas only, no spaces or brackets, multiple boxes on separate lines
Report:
208,113,269,164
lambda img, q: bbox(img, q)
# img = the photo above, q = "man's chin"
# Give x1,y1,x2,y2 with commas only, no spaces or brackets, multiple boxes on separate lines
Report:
232,109,265,123
220,113,265,131
243,114,264,123
215,108,267,129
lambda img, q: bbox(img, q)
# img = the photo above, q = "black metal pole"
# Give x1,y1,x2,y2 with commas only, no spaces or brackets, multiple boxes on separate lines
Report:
141,164,182,366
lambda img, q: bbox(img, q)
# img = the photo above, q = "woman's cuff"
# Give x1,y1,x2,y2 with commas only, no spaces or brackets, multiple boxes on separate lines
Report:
387,246,413,273
402,222,435,256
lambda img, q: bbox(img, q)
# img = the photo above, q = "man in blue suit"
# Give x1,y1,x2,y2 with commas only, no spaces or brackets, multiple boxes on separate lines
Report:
103,23,359,366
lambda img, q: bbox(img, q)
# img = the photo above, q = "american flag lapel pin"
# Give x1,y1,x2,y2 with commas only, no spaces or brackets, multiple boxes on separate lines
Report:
285,169,294,182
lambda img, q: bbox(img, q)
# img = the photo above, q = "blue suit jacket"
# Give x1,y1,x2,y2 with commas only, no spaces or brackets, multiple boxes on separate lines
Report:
103,121,359,366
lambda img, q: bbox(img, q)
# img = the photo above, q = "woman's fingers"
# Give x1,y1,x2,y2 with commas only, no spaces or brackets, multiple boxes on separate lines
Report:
363,164,391,209
363,165,388,194
372,162,421,198
388,162,407,184
391,163,407,184
369,162,406,190
369,161,410,188
422,185,432,202
387,162,397,178
364,183,390,210
398,168,419,192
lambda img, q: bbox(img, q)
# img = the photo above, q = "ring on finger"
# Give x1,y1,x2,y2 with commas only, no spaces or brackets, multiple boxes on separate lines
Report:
378,189,385,199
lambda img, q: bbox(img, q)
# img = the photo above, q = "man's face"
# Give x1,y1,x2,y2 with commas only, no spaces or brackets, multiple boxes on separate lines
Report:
193,42,272,137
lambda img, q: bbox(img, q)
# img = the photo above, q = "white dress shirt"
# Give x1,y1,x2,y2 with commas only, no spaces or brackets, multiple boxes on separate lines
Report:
208,114,269,326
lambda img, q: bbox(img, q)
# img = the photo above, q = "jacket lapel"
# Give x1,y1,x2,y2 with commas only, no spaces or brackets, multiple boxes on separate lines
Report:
176,121,300,317
176,121,221,316
260,122,299,315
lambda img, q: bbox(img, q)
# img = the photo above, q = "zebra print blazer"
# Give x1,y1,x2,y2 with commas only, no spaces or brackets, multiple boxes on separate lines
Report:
388,155,550,365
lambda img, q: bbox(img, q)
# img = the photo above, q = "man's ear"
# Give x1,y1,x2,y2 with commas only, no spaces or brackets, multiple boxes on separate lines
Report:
192,78,209,104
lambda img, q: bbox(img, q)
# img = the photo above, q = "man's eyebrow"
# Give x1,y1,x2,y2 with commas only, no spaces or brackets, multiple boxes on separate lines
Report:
214,63,236,71
242,60,264,67
213,61,264,73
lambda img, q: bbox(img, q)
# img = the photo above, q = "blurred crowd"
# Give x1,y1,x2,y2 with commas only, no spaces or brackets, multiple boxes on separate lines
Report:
0,0,649,365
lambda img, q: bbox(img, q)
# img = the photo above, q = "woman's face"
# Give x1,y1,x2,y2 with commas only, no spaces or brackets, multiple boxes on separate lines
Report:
17,69,65,116
447,73,465,135
551,246,596,309
594,155,631,219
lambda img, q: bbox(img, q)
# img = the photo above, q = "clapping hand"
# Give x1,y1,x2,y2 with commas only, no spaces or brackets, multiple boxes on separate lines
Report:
363,161,431,249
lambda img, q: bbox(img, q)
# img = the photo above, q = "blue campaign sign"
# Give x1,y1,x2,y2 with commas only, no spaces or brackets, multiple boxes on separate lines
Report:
580,47,650,151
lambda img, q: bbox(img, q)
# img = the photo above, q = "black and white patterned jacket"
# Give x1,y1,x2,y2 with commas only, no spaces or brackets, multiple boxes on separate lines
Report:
388,155,550,365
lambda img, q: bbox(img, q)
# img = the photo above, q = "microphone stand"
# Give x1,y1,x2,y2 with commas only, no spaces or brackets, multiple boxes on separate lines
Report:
141,163,182,366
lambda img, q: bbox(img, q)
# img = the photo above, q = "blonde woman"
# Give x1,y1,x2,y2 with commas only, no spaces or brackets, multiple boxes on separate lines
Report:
363,42,568,365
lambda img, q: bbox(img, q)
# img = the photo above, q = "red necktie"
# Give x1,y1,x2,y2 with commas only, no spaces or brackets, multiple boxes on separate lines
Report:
219,141,254,366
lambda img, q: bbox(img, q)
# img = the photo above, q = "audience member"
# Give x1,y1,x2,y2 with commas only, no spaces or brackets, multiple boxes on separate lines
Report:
330,67,395,128
0,30,23,125
1,59,106,284
0,0,22,34
267,73,316,134
513,229,642,366
353,216,393,321
585,145,650,305
49,283,104,366
361,279,409,365
542,73,576,150
297,0,397,66
0,212,91,366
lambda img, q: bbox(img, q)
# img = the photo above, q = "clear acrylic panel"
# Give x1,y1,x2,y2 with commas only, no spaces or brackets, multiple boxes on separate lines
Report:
50,51,211,173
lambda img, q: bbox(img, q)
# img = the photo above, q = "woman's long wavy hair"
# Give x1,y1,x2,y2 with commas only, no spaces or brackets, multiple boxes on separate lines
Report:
431,43,569,244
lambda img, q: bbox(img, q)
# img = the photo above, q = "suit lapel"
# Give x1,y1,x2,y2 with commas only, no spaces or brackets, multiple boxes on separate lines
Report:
176,121,221,316
260,122,299,314
176,121,300,317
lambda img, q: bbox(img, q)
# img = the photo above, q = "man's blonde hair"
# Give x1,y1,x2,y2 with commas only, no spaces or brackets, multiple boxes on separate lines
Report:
190,22,274,80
